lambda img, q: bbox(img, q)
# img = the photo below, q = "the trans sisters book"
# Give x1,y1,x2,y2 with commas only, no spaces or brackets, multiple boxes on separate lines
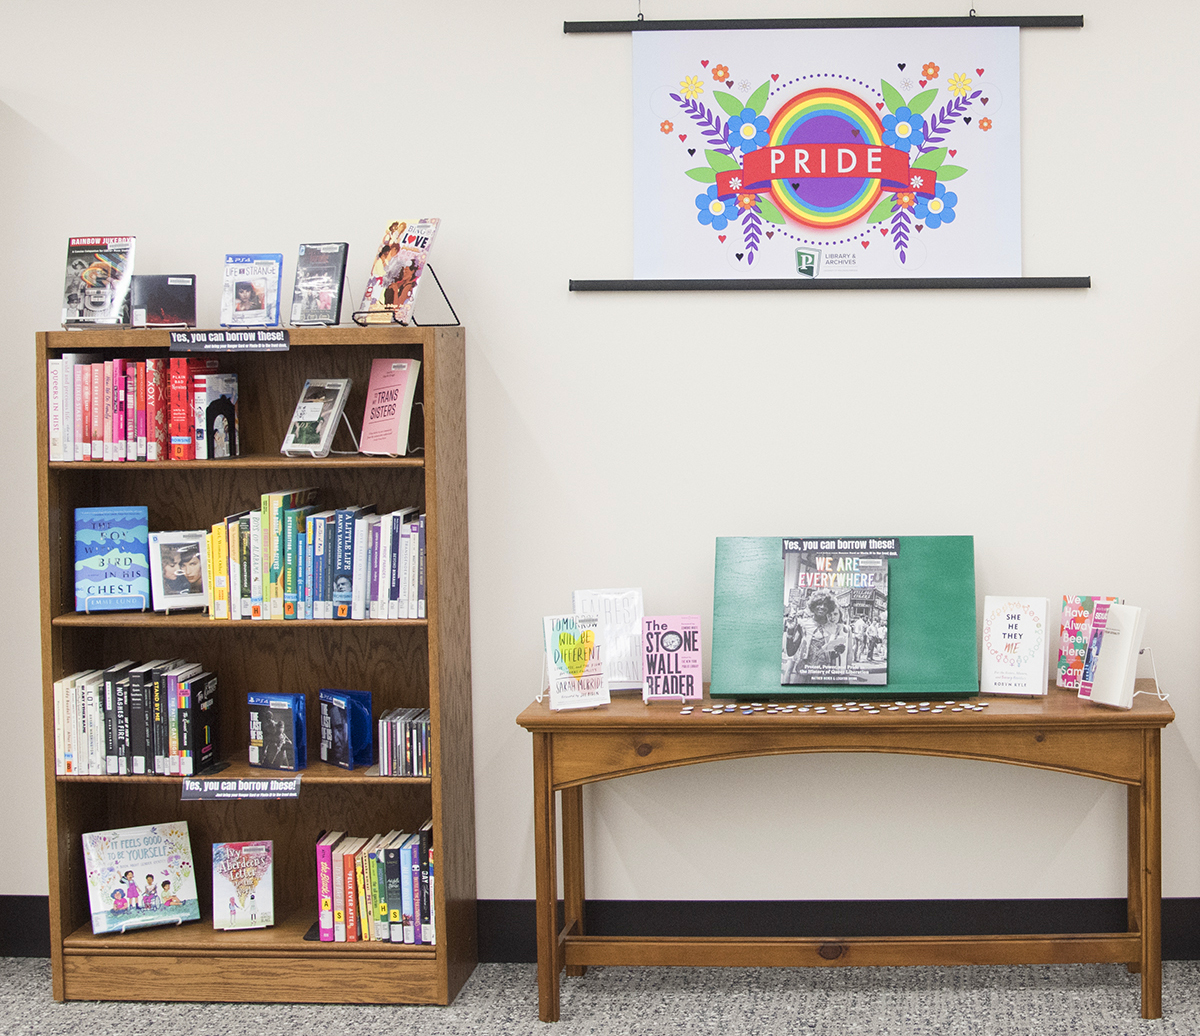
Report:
130,274,196,327
291,242,348,325
642,615,702,702
359,358,421,456
572,588,644,691
62,237,135,326
82,821,199,934
213,840,274,929
281,378,352,458
220,253,283,326
543,614,610,711
75,506,150,613
248,692,306,770
319,688,374,769
980,596,1050,696
781,541,889,686
1079,603,1146,709
1056,595,1120,690
355,219,440,325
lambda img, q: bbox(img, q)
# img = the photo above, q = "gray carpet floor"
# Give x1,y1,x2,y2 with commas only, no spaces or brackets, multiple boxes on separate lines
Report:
2,958,1199,1034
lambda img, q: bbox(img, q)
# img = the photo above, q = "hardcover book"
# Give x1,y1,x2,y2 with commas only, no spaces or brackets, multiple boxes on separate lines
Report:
194,372,239,460
543,614,610,711
572,588,644,691
355,218,440,325
359,358,421,456
1056,595,1120,690
248,692,306,770
319,688,374,769
74,506,150,613
281,378,352,458
980,596,1051,696
219,253,283,327
130,274,196,327
212,840,274,930
81,821,199,934
62,236,135,326
291,242,348,325
149,530,210,611
642,615,703,702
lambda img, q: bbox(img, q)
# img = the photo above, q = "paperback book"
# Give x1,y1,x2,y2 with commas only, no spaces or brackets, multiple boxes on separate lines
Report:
219,253,283,326
642,615,703,702
130,274,196,327
81,821,199,934
248,692,306,770
980,596,1051,696
355,218,440,325
359,358,420,456
212,840,274,929
149,530,209,611
291,242,348,325
281,378,352,458
62,237,135,326
1079,603,1146,709
542,614,610,711
74,506,150,613
319,688,374,769
572,588,644,691
1056,595,1120,690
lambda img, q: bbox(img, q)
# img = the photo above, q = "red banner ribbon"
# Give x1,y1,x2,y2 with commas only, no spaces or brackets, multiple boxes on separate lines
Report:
715,144,937,200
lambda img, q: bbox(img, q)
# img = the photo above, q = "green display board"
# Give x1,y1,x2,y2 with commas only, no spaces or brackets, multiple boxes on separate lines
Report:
710,536,978,701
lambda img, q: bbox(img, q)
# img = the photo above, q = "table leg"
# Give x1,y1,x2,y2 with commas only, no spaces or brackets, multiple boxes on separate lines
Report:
1138,730,1163,1019
532,732,560,1022
1126,783,1142,974
562,784,586,978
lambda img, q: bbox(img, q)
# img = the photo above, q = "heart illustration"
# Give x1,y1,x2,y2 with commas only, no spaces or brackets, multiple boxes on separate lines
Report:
949,149,957,157
765,231,774,238
876,102,885,110
915,225,924,233
687,148,695,156
701,60,709,67
406,235,416,244
981,97,989,105
919,79,927,87
679,134,687,142
861,240,870,248
791,182,801,191
771,73,779,81
963,117,972,124
558,628,595,678
851,128,860,137
735,252,744,261
718,235,726,243
898,62,906,70
976,68,985,76
880,228,889,236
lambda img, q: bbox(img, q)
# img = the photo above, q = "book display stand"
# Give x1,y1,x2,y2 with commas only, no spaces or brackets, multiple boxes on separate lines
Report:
36,325,477,1004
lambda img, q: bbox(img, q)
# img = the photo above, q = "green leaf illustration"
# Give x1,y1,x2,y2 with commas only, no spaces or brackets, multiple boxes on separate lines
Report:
937,165,967,181
713,91,745,118
880,79,905,114
757,196,786,225
866,195,897,224
912,148,947,171
906,88,938,115
706,149,741,173
685,167,718,183
746,80,770,115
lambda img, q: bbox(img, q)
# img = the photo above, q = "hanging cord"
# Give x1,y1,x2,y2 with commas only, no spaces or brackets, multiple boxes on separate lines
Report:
1133,646,1169,701
536,652,547,704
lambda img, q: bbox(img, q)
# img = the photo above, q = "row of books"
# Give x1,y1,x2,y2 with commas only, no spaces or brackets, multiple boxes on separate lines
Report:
47,354,238,463
61,221,439,329
378,708,432,777
53,660,217,777
317,823,435,944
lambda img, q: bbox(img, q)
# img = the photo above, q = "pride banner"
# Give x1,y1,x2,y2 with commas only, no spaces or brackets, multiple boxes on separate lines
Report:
716,143,938,199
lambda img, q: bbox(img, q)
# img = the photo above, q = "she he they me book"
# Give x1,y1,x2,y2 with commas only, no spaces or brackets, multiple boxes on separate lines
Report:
980,596,1050,696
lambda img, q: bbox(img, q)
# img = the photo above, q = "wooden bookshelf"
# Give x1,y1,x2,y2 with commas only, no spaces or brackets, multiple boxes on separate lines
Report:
36,325,477,1003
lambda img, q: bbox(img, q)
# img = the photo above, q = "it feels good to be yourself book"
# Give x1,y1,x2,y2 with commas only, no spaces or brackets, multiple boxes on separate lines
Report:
82,821,199,934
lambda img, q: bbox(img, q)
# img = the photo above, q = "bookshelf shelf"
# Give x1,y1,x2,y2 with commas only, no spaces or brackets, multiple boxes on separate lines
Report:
36,326,476,1005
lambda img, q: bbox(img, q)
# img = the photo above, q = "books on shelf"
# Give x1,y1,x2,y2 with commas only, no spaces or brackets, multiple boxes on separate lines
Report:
1056,595,1120,690
281,378,352,458
356,218,440,326
74,506,151,613
980,596,1051,696
213,840,274,930
220,253,283,327
319,688,374,769
62,237,135,326
248,692,306,770
130,274,196,328
291,243,349,326
1079,603,1146,709
543,614,611,711
642,615,703,702
81,821,200,934
359,358,421,457
572,588,644,691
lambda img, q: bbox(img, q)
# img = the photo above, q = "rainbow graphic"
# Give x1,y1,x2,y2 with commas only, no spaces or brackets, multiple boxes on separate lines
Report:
767,88,885,229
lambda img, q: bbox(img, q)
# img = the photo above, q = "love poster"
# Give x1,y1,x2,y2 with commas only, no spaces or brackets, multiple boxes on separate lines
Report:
632,27,1020,278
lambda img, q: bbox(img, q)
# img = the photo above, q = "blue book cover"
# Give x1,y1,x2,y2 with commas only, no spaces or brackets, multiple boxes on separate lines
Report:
318,688,373,769
74,506,150,612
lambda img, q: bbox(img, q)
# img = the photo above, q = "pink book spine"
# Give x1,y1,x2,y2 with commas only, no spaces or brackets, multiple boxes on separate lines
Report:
1078,601,1113,700
135,361,147,459
125,371,136,461
146,359,167,461
90,363,103,460
73,363,86,460
112,358,126,461
317,840,337,941
102,360,113,461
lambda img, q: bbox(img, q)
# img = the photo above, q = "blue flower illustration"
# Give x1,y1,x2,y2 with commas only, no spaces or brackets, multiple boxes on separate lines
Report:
914,182,958,229
727,107,770,153
695,185,733,231
881,106,926,153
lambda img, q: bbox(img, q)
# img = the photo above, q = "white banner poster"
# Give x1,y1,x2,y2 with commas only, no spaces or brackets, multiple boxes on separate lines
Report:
633,27,1020,279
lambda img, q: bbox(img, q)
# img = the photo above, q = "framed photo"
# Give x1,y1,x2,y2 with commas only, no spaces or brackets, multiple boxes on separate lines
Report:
149,530,210,612
281,378,352,458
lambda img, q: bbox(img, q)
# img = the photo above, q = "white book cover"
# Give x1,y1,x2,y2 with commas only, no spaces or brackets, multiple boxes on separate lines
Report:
543,614,610,711
572,587,644,690
212,840,274,930
1079,603,1146,710
980,596,1050,696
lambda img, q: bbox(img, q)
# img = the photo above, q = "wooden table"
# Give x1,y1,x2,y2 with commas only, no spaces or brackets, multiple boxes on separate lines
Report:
517,681,1174,1022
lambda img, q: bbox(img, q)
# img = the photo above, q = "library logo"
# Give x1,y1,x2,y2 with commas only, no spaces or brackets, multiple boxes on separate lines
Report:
795,248,821,277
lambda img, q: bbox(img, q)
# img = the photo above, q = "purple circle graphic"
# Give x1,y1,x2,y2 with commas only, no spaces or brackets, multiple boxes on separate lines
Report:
784,114,866,208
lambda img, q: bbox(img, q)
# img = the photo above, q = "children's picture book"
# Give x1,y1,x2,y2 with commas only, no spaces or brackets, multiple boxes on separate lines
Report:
355,218,440,325
130,274,196,327
291,242,349,325
75,506,150,613
248,691,306,770
1079,603,1146,709
781,543,889,686
281,378,352,458
359,358,421,456
642,615,703,702
212,840,274,930
82,821,199,934
1056,595,1120,690
543,614,610,711
219,253,283,327
318,688,374,769
62,237,135,326
980,596,1051,696
149,530,210,611
572,588,644,691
